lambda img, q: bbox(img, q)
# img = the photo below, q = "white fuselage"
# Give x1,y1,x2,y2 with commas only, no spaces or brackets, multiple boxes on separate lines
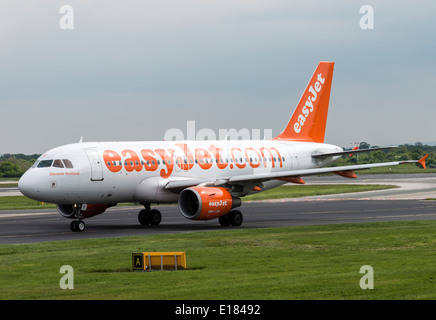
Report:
18,140,342,205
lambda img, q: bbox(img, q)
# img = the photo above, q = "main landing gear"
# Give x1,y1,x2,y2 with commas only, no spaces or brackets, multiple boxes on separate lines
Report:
218,210,243,227
138,204,162,226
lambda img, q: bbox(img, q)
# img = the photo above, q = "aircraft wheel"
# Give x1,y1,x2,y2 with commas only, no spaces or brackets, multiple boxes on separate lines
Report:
77,220,86,231
219,215,231,227
70,220,86,232
138,209,150,225
149,209,162,226
229,210,243,227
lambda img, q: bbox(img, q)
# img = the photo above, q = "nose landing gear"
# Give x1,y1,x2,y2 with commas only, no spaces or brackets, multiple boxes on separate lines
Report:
70,220,85,232
70,204,86,232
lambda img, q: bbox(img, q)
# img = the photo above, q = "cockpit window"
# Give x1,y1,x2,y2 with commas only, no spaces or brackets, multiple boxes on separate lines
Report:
62,159,74,168
37,160,53,168
53,159,64,168
34,159,74,169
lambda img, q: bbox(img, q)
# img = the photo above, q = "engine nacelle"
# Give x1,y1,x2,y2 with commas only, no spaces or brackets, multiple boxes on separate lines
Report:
57,204,112,219
178,186,241,220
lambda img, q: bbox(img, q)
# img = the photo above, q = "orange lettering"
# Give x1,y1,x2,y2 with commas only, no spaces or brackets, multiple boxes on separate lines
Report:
195,148,212,170
231,147,246,169
208,144,228,169
244,147,261,168
141,149,158,171
155,148,175,179
175,143,194,171
103,150,122,173
259,147,283,168
121,149,142,172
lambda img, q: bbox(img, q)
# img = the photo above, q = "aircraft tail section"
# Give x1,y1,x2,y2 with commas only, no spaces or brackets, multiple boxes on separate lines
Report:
274,61,334,143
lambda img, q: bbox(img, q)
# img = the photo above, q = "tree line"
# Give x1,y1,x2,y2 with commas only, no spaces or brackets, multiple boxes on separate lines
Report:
0,154,40,178
330,142,436,168
0,142,435,178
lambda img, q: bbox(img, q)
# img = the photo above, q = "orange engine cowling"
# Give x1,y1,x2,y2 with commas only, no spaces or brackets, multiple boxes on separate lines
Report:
178,187,241,220
57,204,112,219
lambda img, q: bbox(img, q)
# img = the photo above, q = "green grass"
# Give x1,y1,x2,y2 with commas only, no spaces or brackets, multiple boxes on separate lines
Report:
0,178,19,182
0,196,57,210
0,220,434,300
243,184,395,201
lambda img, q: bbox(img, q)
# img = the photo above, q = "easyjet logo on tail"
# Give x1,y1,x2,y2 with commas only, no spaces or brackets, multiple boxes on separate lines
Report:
294,73,325,134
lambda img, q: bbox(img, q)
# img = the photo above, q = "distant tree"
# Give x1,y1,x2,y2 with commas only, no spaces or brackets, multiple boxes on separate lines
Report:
336,142,436,168
0,161,23,178
359,142,371,149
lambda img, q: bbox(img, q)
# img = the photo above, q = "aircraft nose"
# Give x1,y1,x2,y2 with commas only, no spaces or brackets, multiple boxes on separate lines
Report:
18,170,41,200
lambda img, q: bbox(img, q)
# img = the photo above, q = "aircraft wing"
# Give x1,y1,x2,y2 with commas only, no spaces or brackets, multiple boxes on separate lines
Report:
164,154,428,190
228,156,427,183
311,146,398,158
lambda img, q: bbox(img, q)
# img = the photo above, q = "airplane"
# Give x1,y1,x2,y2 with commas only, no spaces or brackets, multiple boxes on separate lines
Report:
18,62,428,232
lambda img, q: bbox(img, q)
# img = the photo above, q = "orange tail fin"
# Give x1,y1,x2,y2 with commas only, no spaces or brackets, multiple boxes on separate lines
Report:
274,62,335,143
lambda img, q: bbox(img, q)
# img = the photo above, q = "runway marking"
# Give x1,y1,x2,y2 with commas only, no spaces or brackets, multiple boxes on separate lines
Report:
0,227,138,240
0,212,58,219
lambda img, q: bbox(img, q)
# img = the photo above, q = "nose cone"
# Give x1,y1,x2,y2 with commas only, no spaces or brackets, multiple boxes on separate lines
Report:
18,170,42,200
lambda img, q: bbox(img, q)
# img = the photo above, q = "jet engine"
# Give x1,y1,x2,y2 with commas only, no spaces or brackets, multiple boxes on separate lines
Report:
178,186,241,220
57,203,112,219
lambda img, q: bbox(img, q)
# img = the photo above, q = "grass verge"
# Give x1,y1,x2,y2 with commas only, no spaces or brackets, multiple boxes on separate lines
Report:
0,196,57,210
0,220,434,300
243,184,395,201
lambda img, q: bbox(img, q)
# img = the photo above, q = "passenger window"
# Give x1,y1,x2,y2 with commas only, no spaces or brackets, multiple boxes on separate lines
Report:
62,159,74,168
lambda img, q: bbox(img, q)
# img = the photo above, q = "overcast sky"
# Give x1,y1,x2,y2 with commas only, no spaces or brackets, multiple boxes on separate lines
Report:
1,0,435,154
